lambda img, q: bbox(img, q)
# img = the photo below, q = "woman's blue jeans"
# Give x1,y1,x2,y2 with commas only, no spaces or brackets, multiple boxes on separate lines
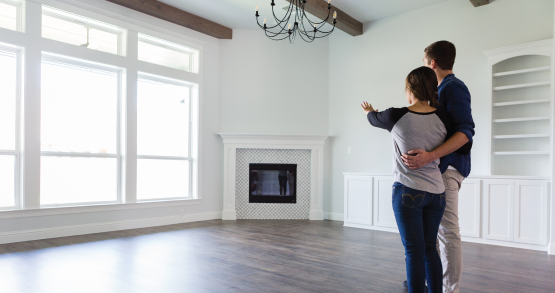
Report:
392,182,446,293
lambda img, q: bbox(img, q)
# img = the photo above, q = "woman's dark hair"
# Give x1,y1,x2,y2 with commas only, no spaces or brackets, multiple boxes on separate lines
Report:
405,66,439,108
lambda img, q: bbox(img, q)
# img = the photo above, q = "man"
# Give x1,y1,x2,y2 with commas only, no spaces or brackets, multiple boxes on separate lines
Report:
402,41,475,293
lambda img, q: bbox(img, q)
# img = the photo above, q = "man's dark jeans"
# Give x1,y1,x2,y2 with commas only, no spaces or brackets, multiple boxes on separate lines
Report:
392,182,446,293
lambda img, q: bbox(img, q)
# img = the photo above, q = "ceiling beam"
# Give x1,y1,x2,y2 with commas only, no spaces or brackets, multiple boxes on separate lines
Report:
287,0,363,36
105,0,233,39
469,0,490,7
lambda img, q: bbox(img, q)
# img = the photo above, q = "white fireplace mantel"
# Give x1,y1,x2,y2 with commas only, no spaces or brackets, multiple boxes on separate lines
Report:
218,133,329,220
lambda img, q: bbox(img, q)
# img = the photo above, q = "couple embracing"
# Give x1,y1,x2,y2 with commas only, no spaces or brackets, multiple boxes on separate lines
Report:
362,41,475,293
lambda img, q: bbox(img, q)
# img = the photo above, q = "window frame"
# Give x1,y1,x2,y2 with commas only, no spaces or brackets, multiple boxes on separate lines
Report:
0,42,22,210
42,5,127,56
39,52,124,208
0,0,203,213
136,73,195,202
138,33,199,73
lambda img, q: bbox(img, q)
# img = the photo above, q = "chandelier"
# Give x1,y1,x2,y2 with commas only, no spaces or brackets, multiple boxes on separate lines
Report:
255,0,337,43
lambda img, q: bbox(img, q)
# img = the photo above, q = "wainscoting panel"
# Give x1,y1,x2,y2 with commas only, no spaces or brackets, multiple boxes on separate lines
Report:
235,149,311,219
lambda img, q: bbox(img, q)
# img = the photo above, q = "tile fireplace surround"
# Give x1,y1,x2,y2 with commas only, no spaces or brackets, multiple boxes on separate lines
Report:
218,134,328,220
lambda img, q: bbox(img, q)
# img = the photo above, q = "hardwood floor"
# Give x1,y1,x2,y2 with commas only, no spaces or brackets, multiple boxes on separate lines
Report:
0,220,553,293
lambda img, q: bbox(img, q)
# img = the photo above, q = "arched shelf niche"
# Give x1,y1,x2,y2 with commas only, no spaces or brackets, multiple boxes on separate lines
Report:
483,39,553,176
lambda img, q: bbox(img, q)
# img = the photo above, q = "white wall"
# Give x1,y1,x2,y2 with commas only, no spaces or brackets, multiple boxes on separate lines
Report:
327,0,554,215
218,30,331,212
0,0,223,242
218,30,329,135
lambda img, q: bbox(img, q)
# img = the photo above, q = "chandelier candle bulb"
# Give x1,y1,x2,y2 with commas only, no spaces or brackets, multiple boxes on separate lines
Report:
334,11,337,19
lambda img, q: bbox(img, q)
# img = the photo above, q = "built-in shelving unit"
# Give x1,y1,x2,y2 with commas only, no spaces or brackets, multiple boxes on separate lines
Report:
483,39,553,176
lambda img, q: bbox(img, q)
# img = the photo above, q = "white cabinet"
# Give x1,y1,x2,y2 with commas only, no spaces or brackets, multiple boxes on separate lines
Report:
458,179,481,238
373,176,397,228
514,180,549,245
344,173,551,252
343,175,373,227
484,180,515,241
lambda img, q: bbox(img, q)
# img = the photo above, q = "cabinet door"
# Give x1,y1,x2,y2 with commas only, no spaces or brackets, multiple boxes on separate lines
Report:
459,179,481,238
484,180,514,241
373,176,397,228
514,180,549,245
344,175,373,225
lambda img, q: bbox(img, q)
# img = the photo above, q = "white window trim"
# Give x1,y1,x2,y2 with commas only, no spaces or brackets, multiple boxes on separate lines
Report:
0,42,22,211
0,0,203,212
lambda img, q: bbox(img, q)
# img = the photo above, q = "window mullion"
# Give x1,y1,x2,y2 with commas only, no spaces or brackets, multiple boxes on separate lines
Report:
21,1,42,209
124,30,139,204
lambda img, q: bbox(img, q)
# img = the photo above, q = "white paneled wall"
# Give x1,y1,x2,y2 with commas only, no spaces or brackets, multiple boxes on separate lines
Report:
458,179,481,238
343,176,372,226
344,173,552,252
373,177,397,229
514,181,549,245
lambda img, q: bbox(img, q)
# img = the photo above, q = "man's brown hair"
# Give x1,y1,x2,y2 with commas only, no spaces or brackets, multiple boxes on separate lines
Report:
405,66,439,108
424,41,456,70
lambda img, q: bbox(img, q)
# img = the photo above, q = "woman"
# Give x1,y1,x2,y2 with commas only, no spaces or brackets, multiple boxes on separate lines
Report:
361,66,451,293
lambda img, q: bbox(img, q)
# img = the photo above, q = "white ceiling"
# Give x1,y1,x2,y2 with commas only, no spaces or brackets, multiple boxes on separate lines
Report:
158,0,454,29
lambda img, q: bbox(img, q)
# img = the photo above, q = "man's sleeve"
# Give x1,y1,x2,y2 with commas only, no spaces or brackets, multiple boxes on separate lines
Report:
444,83,475,143
367,108,407,132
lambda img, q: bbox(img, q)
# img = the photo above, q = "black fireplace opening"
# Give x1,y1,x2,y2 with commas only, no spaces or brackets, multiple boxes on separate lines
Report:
249,164,297,203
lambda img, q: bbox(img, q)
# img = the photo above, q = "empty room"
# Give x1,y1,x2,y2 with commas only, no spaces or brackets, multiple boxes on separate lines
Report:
0,0,554,292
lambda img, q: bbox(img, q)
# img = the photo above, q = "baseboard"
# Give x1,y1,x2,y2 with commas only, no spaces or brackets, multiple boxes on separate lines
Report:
343,222,549,253
461,236,548,252
344,223,399,233
324,212,344,221
309,210,324,220
0,211,221,245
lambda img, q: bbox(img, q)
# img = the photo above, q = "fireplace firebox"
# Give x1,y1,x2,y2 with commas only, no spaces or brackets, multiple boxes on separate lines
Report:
249,164,297,203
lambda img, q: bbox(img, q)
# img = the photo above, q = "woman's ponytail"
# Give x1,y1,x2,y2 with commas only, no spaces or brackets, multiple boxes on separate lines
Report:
405,67,439,108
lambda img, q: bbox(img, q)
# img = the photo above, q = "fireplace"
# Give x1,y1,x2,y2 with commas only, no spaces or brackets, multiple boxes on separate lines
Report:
249,163,297,203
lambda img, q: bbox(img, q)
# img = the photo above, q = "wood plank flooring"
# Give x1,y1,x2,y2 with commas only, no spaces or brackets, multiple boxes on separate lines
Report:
0,220,553,293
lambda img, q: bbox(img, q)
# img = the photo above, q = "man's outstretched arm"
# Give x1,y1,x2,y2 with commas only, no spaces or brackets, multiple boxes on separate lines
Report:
401,132,468,169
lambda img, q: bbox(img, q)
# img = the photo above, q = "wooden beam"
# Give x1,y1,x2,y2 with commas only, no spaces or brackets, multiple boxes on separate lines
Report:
469,0,490,7
105,0,233,39
287,0,363,36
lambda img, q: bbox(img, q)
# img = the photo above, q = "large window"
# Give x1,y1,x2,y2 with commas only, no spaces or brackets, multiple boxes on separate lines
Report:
0,0,201,211
40,55,121,206
137,75,192,201
0,45,19,209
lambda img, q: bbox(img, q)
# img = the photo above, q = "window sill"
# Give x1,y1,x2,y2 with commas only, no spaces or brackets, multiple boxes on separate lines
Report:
0,198,202,219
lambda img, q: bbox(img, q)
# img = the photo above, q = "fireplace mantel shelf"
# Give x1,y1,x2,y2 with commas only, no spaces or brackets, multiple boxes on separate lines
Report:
218,133,329,146
219,133,328,221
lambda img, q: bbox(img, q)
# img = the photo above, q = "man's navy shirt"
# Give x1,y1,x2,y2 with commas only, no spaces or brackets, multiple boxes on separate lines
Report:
436,74,475,177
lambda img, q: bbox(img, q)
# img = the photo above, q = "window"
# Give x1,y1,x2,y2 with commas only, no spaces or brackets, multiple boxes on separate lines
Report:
40,54,121,206
138,34,198,73
42,6,125,55
0,45,19,209
136,75,192,200
0,0,21,31
0,1,201,211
